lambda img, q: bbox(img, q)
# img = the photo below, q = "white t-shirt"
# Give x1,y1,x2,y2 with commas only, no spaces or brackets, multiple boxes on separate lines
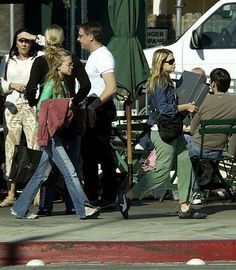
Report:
85,46,115,97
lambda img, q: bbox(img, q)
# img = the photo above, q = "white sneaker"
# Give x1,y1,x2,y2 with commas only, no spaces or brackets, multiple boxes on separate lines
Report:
134,144,144,150
11,208,38,219
85,206,100,218
192,192,202,205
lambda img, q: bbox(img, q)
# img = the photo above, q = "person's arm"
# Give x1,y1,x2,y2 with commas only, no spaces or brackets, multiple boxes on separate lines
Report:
26,57,48,107
0,56,11,95
190,109,201,135
190,99,207,135
178,103,197,113
0,56,26,95
87,71,116,128
18,32,45,47
99,71,116,102
153,85,178,117
71,57,91,103
36,80,54,113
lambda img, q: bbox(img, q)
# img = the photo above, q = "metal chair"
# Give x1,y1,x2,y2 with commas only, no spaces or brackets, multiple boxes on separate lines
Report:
192,119,236,202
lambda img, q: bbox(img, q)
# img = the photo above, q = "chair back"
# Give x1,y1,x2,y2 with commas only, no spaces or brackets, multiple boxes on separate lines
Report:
199,119,236,158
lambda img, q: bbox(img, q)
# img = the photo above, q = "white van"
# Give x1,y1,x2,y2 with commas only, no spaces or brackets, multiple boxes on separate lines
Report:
144,0,236,80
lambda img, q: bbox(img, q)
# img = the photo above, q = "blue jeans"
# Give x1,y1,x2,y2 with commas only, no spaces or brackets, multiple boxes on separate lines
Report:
184,134,222,159
184,134,222,190
12,136,89,219
39,136,81,212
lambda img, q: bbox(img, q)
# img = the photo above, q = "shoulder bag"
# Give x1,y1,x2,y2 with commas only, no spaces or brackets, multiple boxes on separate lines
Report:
158,113,183,143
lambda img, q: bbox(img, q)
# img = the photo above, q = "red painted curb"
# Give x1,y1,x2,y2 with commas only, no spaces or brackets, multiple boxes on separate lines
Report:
0,240,236,266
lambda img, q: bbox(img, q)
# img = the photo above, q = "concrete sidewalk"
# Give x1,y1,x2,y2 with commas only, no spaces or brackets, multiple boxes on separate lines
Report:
0,199,236,265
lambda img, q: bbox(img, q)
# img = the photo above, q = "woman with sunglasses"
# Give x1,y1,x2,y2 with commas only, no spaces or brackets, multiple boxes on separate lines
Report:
0,29,42,208
118,48,207,220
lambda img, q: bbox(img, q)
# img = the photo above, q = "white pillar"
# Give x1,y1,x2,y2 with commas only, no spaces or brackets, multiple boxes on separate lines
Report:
10,4,14,45
153,0,161,15
0,4,24,56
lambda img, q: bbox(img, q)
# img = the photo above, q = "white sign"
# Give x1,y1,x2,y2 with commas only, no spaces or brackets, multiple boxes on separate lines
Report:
147,28,168,47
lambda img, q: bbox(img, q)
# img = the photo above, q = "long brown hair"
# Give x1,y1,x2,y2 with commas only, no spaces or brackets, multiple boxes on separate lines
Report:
146,49,173,93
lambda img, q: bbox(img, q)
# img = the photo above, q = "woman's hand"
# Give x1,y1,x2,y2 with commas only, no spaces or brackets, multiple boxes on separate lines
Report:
17,32,36,41
186,102,198,113
178,102,198,113
9,82,26,93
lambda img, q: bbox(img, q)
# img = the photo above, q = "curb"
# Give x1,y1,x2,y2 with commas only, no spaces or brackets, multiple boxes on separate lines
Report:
1,240,236,266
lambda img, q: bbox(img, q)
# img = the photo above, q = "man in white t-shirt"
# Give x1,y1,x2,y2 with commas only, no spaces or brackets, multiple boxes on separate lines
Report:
77,22,118,209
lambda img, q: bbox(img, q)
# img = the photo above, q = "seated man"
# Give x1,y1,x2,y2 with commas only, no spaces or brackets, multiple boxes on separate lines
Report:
188,68,236,158
186,68,236,190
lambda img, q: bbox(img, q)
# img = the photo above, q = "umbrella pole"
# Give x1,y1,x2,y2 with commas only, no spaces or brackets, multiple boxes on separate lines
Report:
125,98,133,188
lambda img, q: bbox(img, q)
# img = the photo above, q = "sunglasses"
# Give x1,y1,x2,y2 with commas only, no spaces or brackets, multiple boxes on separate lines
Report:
164,58,175,65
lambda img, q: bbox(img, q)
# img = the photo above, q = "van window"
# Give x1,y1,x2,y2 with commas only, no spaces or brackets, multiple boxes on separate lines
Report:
195,4,236,49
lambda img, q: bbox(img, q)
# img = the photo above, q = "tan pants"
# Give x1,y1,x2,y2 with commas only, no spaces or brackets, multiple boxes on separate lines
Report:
4,103,39,179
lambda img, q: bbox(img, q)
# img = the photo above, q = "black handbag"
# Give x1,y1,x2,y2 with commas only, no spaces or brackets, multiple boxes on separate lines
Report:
9,145,43,185
157,113,183,143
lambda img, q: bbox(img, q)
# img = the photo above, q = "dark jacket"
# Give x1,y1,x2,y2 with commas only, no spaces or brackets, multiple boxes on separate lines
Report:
149,82,179,126
26,55,91,107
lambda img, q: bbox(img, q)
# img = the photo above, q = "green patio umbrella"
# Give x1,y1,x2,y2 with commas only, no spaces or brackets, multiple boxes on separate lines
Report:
107,0,150,187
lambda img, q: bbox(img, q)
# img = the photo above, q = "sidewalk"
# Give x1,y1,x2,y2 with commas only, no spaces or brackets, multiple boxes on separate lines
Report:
0,199,236,266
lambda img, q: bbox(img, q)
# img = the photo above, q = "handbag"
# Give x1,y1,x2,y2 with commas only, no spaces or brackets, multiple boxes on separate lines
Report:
157,113,183,143
9,145,43,185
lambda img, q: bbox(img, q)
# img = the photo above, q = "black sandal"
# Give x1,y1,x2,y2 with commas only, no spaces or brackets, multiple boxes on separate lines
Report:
179,207,207,219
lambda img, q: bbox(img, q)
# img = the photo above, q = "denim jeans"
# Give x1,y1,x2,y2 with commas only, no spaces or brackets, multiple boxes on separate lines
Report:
184,134,222,159
184,134,222,190
39,136,81,212
12,136,89,219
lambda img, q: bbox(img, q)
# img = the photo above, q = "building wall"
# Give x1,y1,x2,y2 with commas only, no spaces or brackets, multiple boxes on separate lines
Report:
147,0,218,44
0,4,24,55
148,0,217,14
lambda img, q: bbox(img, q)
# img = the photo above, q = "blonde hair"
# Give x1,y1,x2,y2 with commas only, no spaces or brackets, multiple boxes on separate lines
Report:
146,49,173,93
44,47,71,96
45,24,64,47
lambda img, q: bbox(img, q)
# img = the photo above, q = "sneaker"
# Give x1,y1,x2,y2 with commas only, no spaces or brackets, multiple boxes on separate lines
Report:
178,208,207,219
83,206,100,219
192,192,202,205
134,144,144,150
0,196,16,208
11,208,38,219
118,192,130,219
